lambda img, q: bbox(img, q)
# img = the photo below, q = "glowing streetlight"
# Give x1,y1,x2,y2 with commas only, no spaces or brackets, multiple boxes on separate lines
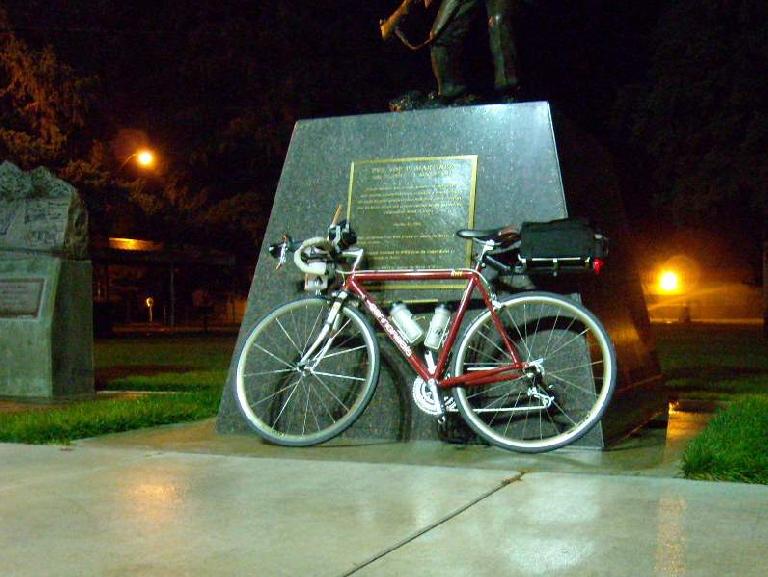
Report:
658,270,681,294
647,257,699,323
145,296,155,323
119,148,157,171
135,149,155,168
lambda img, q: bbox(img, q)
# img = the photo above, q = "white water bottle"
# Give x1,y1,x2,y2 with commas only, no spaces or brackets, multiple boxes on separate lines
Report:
389,303,424,344
424,305,451,350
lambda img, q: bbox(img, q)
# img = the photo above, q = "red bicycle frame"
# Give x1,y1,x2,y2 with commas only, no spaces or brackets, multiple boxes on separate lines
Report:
341,266,527,389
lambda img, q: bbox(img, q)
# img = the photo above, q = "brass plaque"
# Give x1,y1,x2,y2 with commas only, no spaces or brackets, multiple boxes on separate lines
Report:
347,156,477,293
0,278,45,318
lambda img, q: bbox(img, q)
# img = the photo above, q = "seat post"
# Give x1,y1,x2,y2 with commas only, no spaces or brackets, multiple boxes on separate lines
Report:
473,239,496,270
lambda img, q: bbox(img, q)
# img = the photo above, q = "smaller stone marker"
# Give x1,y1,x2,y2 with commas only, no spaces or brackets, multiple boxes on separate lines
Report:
0,161,93,398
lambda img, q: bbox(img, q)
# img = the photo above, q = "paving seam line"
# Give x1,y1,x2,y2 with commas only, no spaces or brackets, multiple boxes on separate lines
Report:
338,473,524,577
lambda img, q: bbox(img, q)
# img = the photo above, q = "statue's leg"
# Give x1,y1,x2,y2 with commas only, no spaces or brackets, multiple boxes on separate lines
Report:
430,0,479,100
486,0,521,98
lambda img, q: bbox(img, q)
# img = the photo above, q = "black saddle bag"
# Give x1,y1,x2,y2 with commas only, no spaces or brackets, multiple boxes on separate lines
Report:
518,218,607,275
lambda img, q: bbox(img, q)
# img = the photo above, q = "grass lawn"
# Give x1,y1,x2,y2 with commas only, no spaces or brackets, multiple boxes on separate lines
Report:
95,334,235,370
0,390,221,445
681,396,768,484
106,369,229,392
0,335,236,444
655,323,768,484
655,323,768,399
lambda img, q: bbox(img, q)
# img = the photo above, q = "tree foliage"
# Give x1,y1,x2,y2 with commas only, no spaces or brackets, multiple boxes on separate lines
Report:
0,6,96,167
0,6,135,237
14,1,753,259
1,1,412,250
625,0,767,226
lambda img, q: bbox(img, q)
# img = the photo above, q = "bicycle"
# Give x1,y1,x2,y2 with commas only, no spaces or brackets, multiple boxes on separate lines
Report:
234,211,616,453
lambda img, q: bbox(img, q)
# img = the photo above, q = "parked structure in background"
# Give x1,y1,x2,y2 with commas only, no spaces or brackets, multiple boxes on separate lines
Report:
89,236,244,334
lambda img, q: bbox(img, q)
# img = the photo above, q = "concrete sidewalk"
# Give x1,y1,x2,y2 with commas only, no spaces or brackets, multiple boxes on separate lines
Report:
76,411,705,479
2,418,768,577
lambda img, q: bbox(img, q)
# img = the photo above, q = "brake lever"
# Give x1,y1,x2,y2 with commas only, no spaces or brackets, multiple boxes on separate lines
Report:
276,235,289,270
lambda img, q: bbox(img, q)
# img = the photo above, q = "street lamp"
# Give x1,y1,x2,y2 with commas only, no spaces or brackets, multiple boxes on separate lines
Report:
652,257,700,323
135,149,155,168
119,148,157,171
657,270,681,294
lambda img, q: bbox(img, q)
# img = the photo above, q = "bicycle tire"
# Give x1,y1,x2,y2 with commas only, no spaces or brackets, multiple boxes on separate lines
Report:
452,291,616,452
234,296,380,446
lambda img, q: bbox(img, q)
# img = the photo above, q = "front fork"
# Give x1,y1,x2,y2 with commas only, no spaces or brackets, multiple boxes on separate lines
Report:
296,293,348,368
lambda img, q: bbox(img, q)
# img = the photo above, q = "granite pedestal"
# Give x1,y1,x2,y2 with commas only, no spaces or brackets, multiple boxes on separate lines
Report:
217,103,664,448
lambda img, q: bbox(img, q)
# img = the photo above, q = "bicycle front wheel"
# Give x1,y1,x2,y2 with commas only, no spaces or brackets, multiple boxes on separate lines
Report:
234,296,380,446
453,291,616,452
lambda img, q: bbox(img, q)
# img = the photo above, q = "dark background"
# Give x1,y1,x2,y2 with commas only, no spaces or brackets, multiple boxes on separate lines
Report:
1,0,765,283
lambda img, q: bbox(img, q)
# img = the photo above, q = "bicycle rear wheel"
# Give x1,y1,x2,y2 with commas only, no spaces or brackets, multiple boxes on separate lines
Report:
234,296,380,446
452,291,616,452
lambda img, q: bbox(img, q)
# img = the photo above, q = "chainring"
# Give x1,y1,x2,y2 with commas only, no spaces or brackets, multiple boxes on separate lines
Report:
411,377,457,416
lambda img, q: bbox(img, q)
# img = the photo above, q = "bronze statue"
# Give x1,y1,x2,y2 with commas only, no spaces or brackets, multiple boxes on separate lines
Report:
381,0,419,43
382,0,521,108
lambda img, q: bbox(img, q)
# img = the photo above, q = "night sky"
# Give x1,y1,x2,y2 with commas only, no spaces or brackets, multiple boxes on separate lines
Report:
1,1,764,276
6,1,662,132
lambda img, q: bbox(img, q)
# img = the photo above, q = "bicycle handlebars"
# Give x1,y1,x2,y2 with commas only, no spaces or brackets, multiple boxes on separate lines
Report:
268,221,521,277
269,218,358,275
270,220,604,280
293,237,331,275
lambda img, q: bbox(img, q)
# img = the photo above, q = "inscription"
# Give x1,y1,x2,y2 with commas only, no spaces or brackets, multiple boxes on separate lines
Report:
0,279,45,318
347,156,477,292
0,201,21,236
0,198,69,248
24,199,69,247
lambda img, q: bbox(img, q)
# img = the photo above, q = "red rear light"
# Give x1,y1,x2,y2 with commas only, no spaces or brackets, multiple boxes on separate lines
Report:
592,258,605,275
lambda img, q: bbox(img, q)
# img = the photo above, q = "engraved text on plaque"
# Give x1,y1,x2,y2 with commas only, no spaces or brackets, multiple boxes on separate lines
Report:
0,279,45,318
347,156,477,292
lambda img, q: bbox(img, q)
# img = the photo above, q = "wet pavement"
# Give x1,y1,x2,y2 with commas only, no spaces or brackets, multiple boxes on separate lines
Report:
2,410,767,576
78,410,707,479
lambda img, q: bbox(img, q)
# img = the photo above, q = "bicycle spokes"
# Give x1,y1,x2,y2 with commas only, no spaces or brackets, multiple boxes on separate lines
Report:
453,292,615,452
235,298,380,446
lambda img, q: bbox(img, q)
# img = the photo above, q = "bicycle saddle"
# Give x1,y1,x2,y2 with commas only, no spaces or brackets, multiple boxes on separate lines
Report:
455,225,520,243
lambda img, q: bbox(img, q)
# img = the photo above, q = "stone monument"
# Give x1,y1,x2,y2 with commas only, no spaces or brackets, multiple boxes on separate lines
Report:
0,161,94,398
217,103,664,448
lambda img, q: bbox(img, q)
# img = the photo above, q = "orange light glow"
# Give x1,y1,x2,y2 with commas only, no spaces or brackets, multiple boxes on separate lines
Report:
658,270,681,294
136,149,155,167
108,237,163,252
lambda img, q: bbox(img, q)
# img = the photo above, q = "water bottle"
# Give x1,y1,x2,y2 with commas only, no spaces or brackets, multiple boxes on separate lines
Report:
424,304,451,350
389,302,424,344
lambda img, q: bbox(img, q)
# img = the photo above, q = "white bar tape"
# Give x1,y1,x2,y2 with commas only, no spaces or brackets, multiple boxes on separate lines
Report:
293,236,328,275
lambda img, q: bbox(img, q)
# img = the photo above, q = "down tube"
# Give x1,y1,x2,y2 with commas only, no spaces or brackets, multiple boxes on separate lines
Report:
343,278,432,382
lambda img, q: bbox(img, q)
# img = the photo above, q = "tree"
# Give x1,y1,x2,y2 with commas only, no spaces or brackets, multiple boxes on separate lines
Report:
82,1,418,253
620,0,767,328
0,6,141,236
0,6,97,167
626,1,766,233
